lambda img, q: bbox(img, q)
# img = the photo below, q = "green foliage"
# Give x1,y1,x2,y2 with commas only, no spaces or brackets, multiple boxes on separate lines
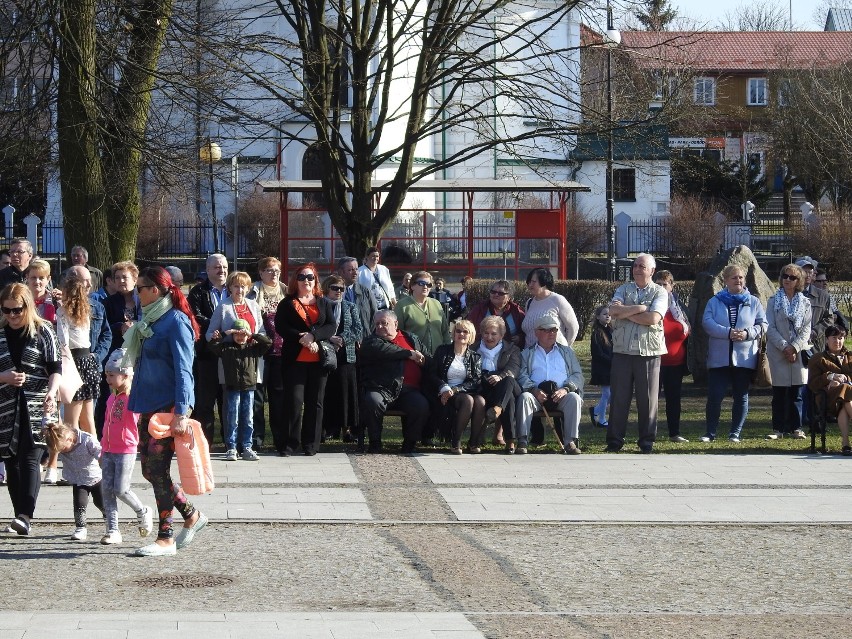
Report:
633,0,678,31
671,154,772,215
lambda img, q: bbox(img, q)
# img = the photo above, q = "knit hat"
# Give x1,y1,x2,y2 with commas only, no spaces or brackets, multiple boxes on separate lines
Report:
105,348,133,375
232,319,250,332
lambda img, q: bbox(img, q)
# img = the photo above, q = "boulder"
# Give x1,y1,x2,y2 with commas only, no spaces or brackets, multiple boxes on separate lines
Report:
686,245,776,382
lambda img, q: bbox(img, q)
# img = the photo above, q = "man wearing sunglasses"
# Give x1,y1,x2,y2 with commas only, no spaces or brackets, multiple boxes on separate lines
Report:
466,280,526,347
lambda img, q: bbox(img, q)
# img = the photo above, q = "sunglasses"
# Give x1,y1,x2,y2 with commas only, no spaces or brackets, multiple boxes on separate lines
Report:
490,290,508,296
329,285,345,292
415,280,432,288
781,274,798,281
536,327,558,333
1,306,24,315
297,273,316,282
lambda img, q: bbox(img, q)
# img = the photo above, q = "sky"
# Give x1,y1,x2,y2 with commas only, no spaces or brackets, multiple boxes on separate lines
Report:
671,0,825,30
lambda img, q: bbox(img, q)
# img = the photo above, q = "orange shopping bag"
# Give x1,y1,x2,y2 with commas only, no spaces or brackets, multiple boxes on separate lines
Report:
147,413,215,495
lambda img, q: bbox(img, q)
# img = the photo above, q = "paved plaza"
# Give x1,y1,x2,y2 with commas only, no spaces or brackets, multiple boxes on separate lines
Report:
2,451,851,637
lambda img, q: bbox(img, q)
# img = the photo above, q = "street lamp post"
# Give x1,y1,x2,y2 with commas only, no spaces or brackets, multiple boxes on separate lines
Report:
604,0,620,282
199,138,222,253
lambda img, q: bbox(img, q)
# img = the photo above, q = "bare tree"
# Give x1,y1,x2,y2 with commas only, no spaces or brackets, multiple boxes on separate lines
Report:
717,0,793,31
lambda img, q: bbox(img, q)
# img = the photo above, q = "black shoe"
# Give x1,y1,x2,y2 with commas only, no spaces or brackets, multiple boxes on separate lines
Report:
368,442,382,454
421,438,436,448
400,440,416,456
342,431,356,443
639,446,653,454
588,407,597,428
356,437,366,453
604,445,621,453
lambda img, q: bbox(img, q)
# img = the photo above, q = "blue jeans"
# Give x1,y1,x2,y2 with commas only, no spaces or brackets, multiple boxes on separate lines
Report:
226,389,255,450
705,367,752,439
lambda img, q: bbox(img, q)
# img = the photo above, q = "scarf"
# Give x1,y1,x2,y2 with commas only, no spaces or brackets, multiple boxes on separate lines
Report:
772,289,809,336
667,292,690,336
121,294,174,368
327,298,342,330
256,282,283,314
716,287,751,307
478,340,503,372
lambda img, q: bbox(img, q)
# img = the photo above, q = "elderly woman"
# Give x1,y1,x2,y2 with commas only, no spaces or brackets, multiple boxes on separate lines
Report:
0,284,61,535
248,257,287,451
429,319,484,454
321,274,363,441
521,267,579,347
475,316,521,449
395,271,449,356
466,280,526,347
808,325,852,455
275,263,336,456
702,265,767,443
125,266,207,556
766,264,812,440
654,270,691,443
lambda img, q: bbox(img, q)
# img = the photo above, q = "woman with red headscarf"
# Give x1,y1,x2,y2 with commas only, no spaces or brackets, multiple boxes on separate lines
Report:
274,263,336,456
124,266,207,557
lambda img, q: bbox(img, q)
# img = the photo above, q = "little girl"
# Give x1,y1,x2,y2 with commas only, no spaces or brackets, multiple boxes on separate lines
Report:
589,305,613,428
100,349,152,544
44,422,104,541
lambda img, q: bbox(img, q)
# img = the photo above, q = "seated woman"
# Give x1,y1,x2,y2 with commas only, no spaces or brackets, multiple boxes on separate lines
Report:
807,325,852,455
474,316,521,449
429,319,484,454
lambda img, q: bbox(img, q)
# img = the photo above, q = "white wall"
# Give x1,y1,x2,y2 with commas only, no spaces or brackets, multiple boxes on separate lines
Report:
573,159,671,220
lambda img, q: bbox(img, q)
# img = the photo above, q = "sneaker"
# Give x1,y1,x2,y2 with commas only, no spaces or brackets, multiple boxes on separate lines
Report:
765,431,783,440
699,436,712,443
241,448,259,461
728,436,741,443
43,467,58,484
71,527,87,541
516,446,528,455
137,506,153,537
223,449,238,461
175,512,208,550
135,541,177,557
790,429,807,440
10,517,30,536
669,436,689,443
101,530,122,545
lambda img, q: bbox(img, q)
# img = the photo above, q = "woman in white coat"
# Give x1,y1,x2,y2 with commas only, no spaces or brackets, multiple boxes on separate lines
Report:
765,264,812,440
357,246,396,311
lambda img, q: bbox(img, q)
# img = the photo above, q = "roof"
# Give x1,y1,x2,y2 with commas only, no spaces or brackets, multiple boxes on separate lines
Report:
570,125,670,162
259,179,590,193
620,31,852,72
825,8,852,31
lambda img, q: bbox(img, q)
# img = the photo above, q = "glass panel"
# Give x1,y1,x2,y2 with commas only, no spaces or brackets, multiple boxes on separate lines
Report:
517,239,558,266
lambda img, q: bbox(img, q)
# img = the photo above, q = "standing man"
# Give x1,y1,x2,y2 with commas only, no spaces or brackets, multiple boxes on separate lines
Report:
0,238,32,287
337,256,377,342
813,270,847,330
795,257,833,353
188,253,229,444
62,245,103,291
0,249,10,269
606,253,668,454
165,266,185,288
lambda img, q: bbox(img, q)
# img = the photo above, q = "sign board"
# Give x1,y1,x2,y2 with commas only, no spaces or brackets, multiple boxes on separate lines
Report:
668,137,706,149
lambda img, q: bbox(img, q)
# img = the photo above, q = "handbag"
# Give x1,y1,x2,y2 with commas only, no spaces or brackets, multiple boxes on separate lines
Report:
58,346,84,403
148,412,214,495
752,336,772,388
800,347,814,366
296,299,337,372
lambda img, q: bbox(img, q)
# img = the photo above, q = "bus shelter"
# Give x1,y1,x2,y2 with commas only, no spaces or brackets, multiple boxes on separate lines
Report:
258,179,590,281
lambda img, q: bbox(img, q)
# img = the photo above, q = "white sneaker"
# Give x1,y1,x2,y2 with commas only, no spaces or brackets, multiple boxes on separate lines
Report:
101,530,122,545
71,527,87,541
43,468,58,484
728,436,741,443
669,436,689,443
766,431,783,440
699,436,712,443
224,449,238,461
137,506,154,537
791,429,807,440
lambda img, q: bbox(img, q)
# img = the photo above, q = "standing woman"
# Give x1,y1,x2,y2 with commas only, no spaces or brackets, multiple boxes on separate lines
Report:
275,263,336,456
654,270,691,443
766,264,812,440
521,268,579,347
357,246,396,311
0,284,61,535
26,259,56,325
320,275,363,441
395,271,449,356
125,266,207,556
702,265,767,442
249,257,287,451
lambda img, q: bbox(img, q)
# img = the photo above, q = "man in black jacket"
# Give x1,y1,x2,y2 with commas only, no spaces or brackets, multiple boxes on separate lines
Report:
358,310,429,454
0,238,32,288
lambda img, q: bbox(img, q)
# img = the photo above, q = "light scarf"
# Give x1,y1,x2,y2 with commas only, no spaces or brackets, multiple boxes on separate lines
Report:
326,298,342,330
667,292,690,336
478,340,503,372
772,289,809,337
256,282,283,314
121,294,174,368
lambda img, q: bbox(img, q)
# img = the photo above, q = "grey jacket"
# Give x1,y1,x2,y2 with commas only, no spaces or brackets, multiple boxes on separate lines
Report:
59,430,102,487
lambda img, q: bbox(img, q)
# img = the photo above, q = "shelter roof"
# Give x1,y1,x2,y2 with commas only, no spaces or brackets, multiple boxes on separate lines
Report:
259,179,589,193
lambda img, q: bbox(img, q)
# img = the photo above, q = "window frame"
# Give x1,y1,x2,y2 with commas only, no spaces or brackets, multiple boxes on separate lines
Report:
747,77,767,106
693,77,715,106
608,168,636,203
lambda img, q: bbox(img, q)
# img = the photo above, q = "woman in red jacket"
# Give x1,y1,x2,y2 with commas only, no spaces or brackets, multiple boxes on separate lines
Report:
654,271,690,443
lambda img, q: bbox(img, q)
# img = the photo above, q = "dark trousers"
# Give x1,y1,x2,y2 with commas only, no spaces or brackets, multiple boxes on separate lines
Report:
72,482,104,528
606,353,660,451
322,362,358,439
660,364,685,437
265,358,286,452
5,426,44,520
481,376,519,440
252,382,266,447
772,385,803,433
283,361,328,455
361,386,429,449
192,355,224,445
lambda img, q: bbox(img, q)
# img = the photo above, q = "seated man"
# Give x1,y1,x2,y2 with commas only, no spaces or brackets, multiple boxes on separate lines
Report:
358,310,430,454
515,315,584,455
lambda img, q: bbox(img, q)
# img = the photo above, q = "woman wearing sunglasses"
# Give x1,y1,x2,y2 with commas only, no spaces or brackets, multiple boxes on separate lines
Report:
394,271,450,356
274,263,336,456
320,274,363,442
0,283,62,536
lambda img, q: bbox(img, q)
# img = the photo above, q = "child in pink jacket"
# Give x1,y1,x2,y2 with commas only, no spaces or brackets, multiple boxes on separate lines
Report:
99,349,153,545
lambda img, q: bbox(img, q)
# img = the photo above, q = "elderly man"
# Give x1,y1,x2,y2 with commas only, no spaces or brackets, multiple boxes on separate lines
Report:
466,279,526,347
358,310,430,454
813,270,848,330
796,256,833,353
62,245,103,291
337,256,377,342
0,238,32,287
188,253,229,443
515,315,584,455
165,265,184,288
606,253,668,454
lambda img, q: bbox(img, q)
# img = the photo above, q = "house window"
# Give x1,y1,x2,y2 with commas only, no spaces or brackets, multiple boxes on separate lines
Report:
608,168,636,202
747,78,767,106
693,77,715,105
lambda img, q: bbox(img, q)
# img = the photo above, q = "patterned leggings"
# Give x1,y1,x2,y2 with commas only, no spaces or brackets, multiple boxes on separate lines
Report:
138,414,196,540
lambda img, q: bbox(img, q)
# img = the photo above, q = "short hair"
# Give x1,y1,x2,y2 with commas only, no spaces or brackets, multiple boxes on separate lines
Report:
226,271,252,290
11,238,32,255
27,259,51,277
491,280,513,296
70,245,88,260
435,277,446,286
374,309,397,326
337,256,358,271
112,261,139,278
287,263,321,297
779,264,805,293
654,270,673,284
411,270,432,283
479,315,506,336
721,265,745,280
526,267,553,289
454,318,476,344
635,253,656,269
364,246,381,259
825,325,847,339
0,249,9,259
257,257,281,272
322,274,345,294
206,253,228,268
165,266,184,284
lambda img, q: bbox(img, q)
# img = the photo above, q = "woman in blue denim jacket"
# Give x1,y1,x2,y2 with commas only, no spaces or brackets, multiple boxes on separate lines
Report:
702,265,767,442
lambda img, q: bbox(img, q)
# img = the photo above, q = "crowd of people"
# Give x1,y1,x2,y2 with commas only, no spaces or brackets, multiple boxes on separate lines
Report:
1,239,850,555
